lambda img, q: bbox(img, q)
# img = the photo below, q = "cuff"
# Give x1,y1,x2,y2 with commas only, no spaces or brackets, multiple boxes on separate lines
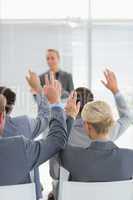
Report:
114,90,121,98
50,103,64,110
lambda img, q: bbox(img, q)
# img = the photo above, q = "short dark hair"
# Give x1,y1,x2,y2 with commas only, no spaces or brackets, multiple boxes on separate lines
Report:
0,87,16,114
76,87,94,115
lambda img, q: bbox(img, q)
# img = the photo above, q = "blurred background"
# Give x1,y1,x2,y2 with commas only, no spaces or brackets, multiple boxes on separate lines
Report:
0,0,133,197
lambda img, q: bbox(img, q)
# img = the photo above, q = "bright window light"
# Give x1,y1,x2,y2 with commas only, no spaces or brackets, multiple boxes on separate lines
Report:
0,0,89,19
91,0,133,19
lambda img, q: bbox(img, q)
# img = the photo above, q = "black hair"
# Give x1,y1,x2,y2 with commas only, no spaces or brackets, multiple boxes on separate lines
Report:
76,87,94,115
0,87,16,114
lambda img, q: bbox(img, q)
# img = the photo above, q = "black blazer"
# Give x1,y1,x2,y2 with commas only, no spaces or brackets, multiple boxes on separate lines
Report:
39,70,74,98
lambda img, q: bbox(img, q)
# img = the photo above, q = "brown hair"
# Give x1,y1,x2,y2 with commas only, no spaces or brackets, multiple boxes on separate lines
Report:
47,49,60,59
0,94,6,113
76,87,94,115
0,87,16,114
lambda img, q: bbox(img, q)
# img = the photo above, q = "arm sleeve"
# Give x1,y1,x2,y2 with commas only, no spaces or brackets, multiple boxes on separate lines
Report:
24,107,69,171
49,116,74,180
28,93,50,139
110,91,133,141
66,116,74,133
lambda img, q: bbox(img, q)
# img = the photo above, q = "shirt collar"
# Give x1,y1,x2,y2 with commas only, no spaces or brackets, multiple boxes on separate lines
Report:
89,141,118,150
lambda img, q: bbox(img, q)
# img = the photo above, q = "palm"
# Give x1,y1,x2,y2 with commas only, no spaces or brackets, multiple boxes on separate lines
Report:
101,69,118,94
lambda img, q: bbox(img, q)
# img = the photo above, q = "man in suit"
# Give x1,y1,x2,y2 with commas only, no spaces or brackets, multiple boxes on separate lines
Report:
61,70,133,183
0,73,79,200
1,70,51,200
39,49,74,99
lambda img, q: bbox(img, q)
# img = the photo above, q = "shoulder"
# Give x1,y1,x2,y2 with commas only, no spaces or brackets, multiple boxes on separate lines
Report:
61,145,85,157
118,148,133,154
9,116,31,134
11,115,30,125
116,147,133,161
39,70,49,78
59,70,72,77
0,135,26,148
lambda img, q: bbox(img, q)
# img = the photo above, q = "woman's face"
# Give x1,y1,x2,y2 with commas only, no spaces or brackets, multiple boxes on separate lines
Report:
46,51,59,71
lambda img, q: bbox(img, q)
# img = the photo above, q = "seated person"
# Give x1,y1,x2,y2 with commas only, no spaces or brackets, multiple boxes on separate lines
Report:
0,74,79,200
61,88,133,182
1,70,50,200
48,69,132,200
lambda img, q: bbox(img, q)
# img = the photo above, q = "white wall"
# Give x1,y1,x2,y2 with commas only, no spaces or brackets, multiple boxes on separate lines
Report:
0,21,90,116
92,22,133,148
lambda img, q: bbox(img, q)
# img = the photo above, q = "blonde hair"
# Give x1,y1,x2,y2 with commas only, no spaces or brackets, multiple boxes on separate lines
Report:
81,101,114,134
47,49,60,59
0,94,6,113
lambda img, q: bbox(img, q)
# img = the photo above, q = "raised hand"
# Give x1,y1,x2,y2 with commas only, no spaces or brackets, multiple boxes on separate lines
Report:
26,70,42,94
44,72,62,104
65,91,80,119
101,69,119,94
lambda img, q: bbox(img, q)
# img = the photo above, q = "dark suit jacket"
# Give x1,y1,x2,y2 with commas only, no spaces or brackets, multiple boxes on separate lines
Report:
61,141,133,182
39,70,74,98
0,107,69,187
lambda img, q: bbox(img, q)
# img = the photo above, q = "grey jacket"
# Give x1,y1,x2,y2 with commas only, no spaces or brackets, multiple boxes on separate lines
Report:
4,94,50,139
4,93,50,199
50,92,133,179
61,141,133,182
0,107,70,186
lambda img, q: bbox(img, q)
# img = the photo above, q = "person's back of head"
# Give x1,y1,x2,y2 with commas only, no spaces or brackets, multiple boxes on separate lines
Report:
81,100,114,140
0,87,16,114
76,87,94,117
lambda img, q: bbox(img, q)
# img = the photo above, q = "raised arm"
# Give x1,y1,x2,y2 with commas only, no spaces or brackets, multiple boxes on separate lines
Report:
111,91,132,141
24,76,80,171
101,69,132,141
26,70,50,139
24,106,68,170
27,93,50,139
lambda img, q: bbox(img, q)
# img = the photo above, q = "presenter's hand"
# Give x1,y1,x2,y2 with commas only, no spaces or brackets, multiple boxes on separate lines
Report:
44,72,61,104
101,69,119,94
65,91,80,119
26,70,42,94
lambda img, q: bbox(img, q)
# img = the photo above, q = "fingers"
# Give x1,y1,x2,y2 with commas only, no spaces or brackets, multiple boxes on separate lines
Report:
45,72,56,87
26,69,32,84
76,101,81,113
101,80,107,87
104,70,109,82
104,68,111,82
28,69,32,75
49,71,55,86
26,76,30,85
55,80,62,97
68,91,77,105
111,70,117,81
73,91,77,104
26,69,37,79
68,91,75,101
103,68,115,83
45,74,50,87
26,74,29,81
